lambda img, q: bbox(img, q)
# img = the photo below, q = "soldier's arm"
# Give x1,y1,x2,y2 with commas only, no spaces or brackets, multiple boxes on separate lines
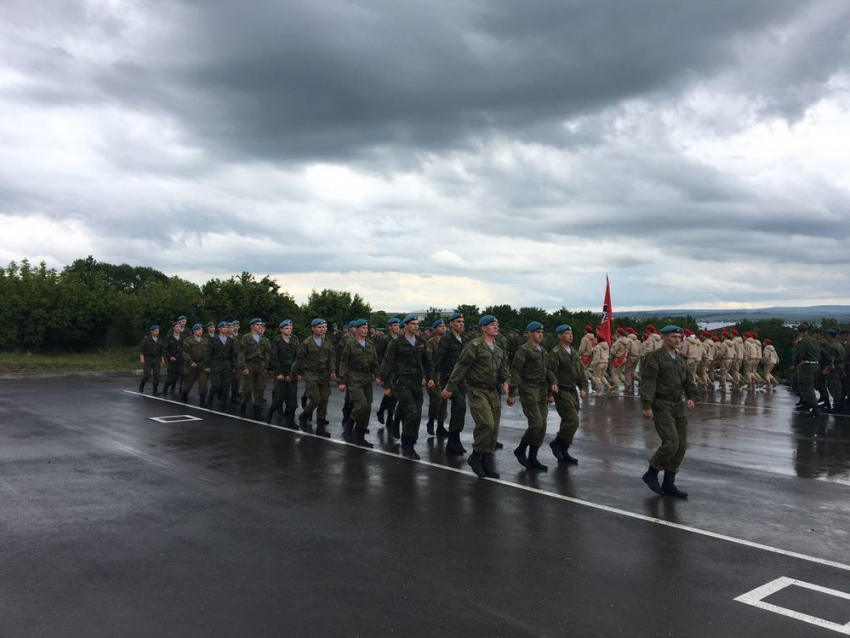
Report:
182,340,193,363
380,340,397,390
235,338,247,370
432,337,446,377
640,354,659,410
369,344,382,378
288,342,305,378
498,347,511,388
684,360,700,403
509,347,526,397
339,342,350,385
445,343,476,393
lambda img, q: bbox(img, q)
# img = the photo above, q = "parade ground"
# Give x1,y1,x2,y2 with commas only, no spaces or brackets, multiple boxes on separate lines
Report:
2,377,850,637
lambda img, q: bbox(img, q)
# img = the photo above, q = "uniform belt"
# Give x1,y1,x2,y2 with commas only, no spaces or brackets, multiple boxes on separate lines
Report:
802,361,819,364
558,385,576,391
468,382,499,390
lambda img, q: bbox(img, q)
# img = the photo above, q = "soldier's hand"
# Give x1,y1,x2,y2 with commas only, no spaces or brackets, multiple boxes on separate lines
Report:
551,384,559,394
427,380,435,390
686,400,695,411
170,356,176,362
284,376,292,382
298,375,303,381
331,373,337,382
383,388,392,397
204,368,211,373
506,396,517,407
191,362,198,368
547,396,555,404
243,368,249,376
276,374,285,381
642,408,654,420
139,356,145,364
580,390,587,398
338,384,346,393
441,389,452,400
502,382,509,394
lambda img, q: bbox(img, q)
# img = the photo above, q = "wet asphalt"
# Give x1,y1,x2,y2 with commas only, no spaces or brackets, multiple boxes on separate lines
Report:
1,378,849,637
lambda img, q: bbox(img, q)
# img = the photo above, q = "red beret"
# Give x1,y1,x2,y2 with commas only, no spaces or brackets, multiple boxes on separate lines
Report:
731,329,739,336
752,333,758,339
646,324,656,333
642,332,649,339
712,336,719,342
764,338,772,345
701,331,710,337
616,327,625,335
722,331,730,338
585,325,593,333
626,327,636,334
683,329,694,336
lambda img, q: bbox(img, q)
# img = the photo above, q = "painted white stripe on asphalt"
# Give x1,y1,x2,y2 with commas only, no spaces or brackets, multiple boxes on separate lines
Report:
735,577,850,635
125,390,850,574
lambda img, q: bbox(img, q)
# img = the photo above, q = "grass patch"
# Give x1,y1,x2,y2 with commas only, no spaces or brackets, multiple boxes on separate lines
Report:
0,346,139,373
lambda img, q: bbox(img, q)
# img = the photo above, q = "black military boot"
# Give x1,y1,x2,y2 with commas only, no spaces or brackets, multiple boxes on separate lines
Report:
239,402,247,417
376,407,385,424
252,405,263,421
426,417,435,436
528,446,548,471
661,471,688,499
387,416,400,440
445,431,466,456
139,380,146,393
298,412,312,433
284,411,298,430
230,390,240,403
219,393,228,410
152,383,161,397
513,441,530,468
467,452,486,478
400,435,420,460
265,403,277,424
495,441,504,450
482,453,500,479
342,419,354,442
180,392,189,403
300,394,308,410
436,420,449,437
315,418,331,438
549,438,565,462
805,406,821,418
642,465,664,495
354,427,374,448
561,444,579,465
199,394,207,408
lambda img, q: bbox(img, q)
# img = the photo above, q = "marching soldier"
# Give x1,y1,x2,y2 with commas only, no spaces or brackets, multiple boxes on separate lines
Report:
793,325,821,417
381,314,432,459
138,324,165,396
236,318,271,420
425,319,448,436
842,329,850,409
267,319,300,428
209,321,235,409
162,322,183,396
590,331,613,395
823,330,845,413
718,331,737,390
640,325,700,499
509,321,557,471
433,312,470,456
624,331,641,394
547,325,587,464
288,318,337,436
761,338,779,387
338,319,382,447
700,332,716,389
442,315,511,479
181,323,212,405
610,327,630,390
229,320,243,403
579,325,596,385
376,318,401,430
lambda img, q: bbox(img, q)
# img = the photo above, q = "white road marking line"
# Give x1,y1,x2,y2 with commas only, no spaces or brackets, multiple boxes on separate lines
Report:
735,577,850,635
125,390,850,574
149,414,203,424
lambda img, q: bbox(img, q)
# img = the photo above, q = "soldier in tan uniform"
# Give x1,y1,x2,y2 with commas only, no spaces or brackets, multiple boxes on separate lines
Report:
578,325,596,386
700,332,716,389
731,330,745,388
590,332,614,395
761,338,779,387
610,327,630,391
683,330,704,386
718,331,736,391
624,332,642,394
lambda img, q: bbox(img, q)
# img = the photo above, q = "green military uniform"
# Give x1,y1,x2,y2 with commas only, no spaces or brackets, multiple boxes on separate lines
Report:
640,330,700,497
236,330,272,417
289,335,336,430
547,340,587,462
139,333,164,393
510,338,556,469
381,332,431,457
425,334,447,432
445,325,510,478
376,331,400,427
209,333,235,407
794,332,821,415
339,334,381,446
230,328,243,402
162,332,183,396
268,333,299,426
181,335,212,402
823,335,845,410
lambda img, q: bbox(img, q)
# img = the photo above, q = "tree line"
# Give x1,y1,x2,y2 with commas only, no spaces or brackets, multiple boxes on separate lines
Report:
3,256,843,373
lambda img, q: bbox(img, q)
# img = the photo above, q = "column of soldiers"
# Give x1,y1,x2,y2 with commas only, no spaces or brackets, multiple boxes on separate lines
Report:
790,327,848,416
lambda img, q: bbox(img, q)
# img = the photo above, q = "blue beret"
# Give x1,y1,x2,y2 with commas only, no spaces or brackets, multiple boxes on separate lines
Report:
402,313,419,325
332,323,338,329
149,324,160,331
478,315,498,327
173,322,180,328
448,312,463,322
660,325,683,335
388,318,400,325
192,323,203,331
555,324,572,335
232,320,240,326
526,321,544,332
826,329,838,337
279,319,292,328
351,319,368,328
249,317,262,325
217,321,228,328
311,318,326,327
432,319,445,329
206,322,214,328
177,315,187,321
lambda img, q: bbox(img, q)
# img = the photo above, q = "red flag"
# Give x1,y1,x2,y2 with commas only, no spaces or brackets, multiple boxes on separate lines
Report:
597,276,612,345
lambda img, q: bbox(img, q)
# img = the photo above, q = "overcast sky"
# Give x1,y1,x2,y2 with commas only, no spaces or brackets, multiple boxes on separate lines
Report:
1,0,849,311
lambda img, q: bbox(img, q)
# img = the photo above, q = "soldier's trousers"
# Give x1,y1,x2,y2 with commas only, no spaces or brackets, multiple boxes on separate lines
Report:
734,360,743,385
763,364,777,385
142,360,161,385
827,369,844,404
554,390,580,444
427,383,447,422
347,378,374,428
519,385,548,447
378,393,398,418
241,364,266,406
624,357,639,390
444,383,467,433
395,382,423,440
209,367,232,400
181,365,208,396
816,370,828,399
719,359,734,387
272,377,298,414
469,387,501,454
649,399,689,473
230,369,242,396
592,363,612,393
796,363,818,408
303,376,331,419
165,359,180,387
687,360,700,386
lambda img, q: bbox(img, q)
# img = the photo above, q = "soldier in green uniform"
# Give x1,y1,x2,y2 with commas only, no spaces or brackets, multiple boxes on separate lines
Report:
162,322,183,397
181,323,212,405
338,319,383,447
442,315,511,479
640,325,700,498
338,322,356,432
209,321,235,409
229,320,243,403
376,318,401,431
509,321,557,471
138,324,165,396
425,319,448,436
812,328,831,407
841,329,850,410
823,330,845,413
266,319,300,428
433,312,469,456
794,325,822,417
288,318,337,437
236,318,272,420
547,325,587,464
381,314,432,459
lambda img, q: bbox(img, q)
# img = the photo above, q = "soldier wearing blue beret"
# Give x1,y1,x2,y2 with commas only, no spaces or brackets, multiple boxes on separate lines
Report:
266,319,300,427
288,318,337,436
138,324,165,396
425,319,448,436
207,320,235,409
433,311,469,452
229,320,244,403
338,319,382,447
181,322,212,405
547,325,587,464
376,318,402,430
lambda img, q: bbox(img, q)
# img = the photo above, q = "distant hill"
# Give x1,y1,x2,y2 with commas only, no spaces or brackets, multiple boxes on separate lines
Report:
619,305,850,323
